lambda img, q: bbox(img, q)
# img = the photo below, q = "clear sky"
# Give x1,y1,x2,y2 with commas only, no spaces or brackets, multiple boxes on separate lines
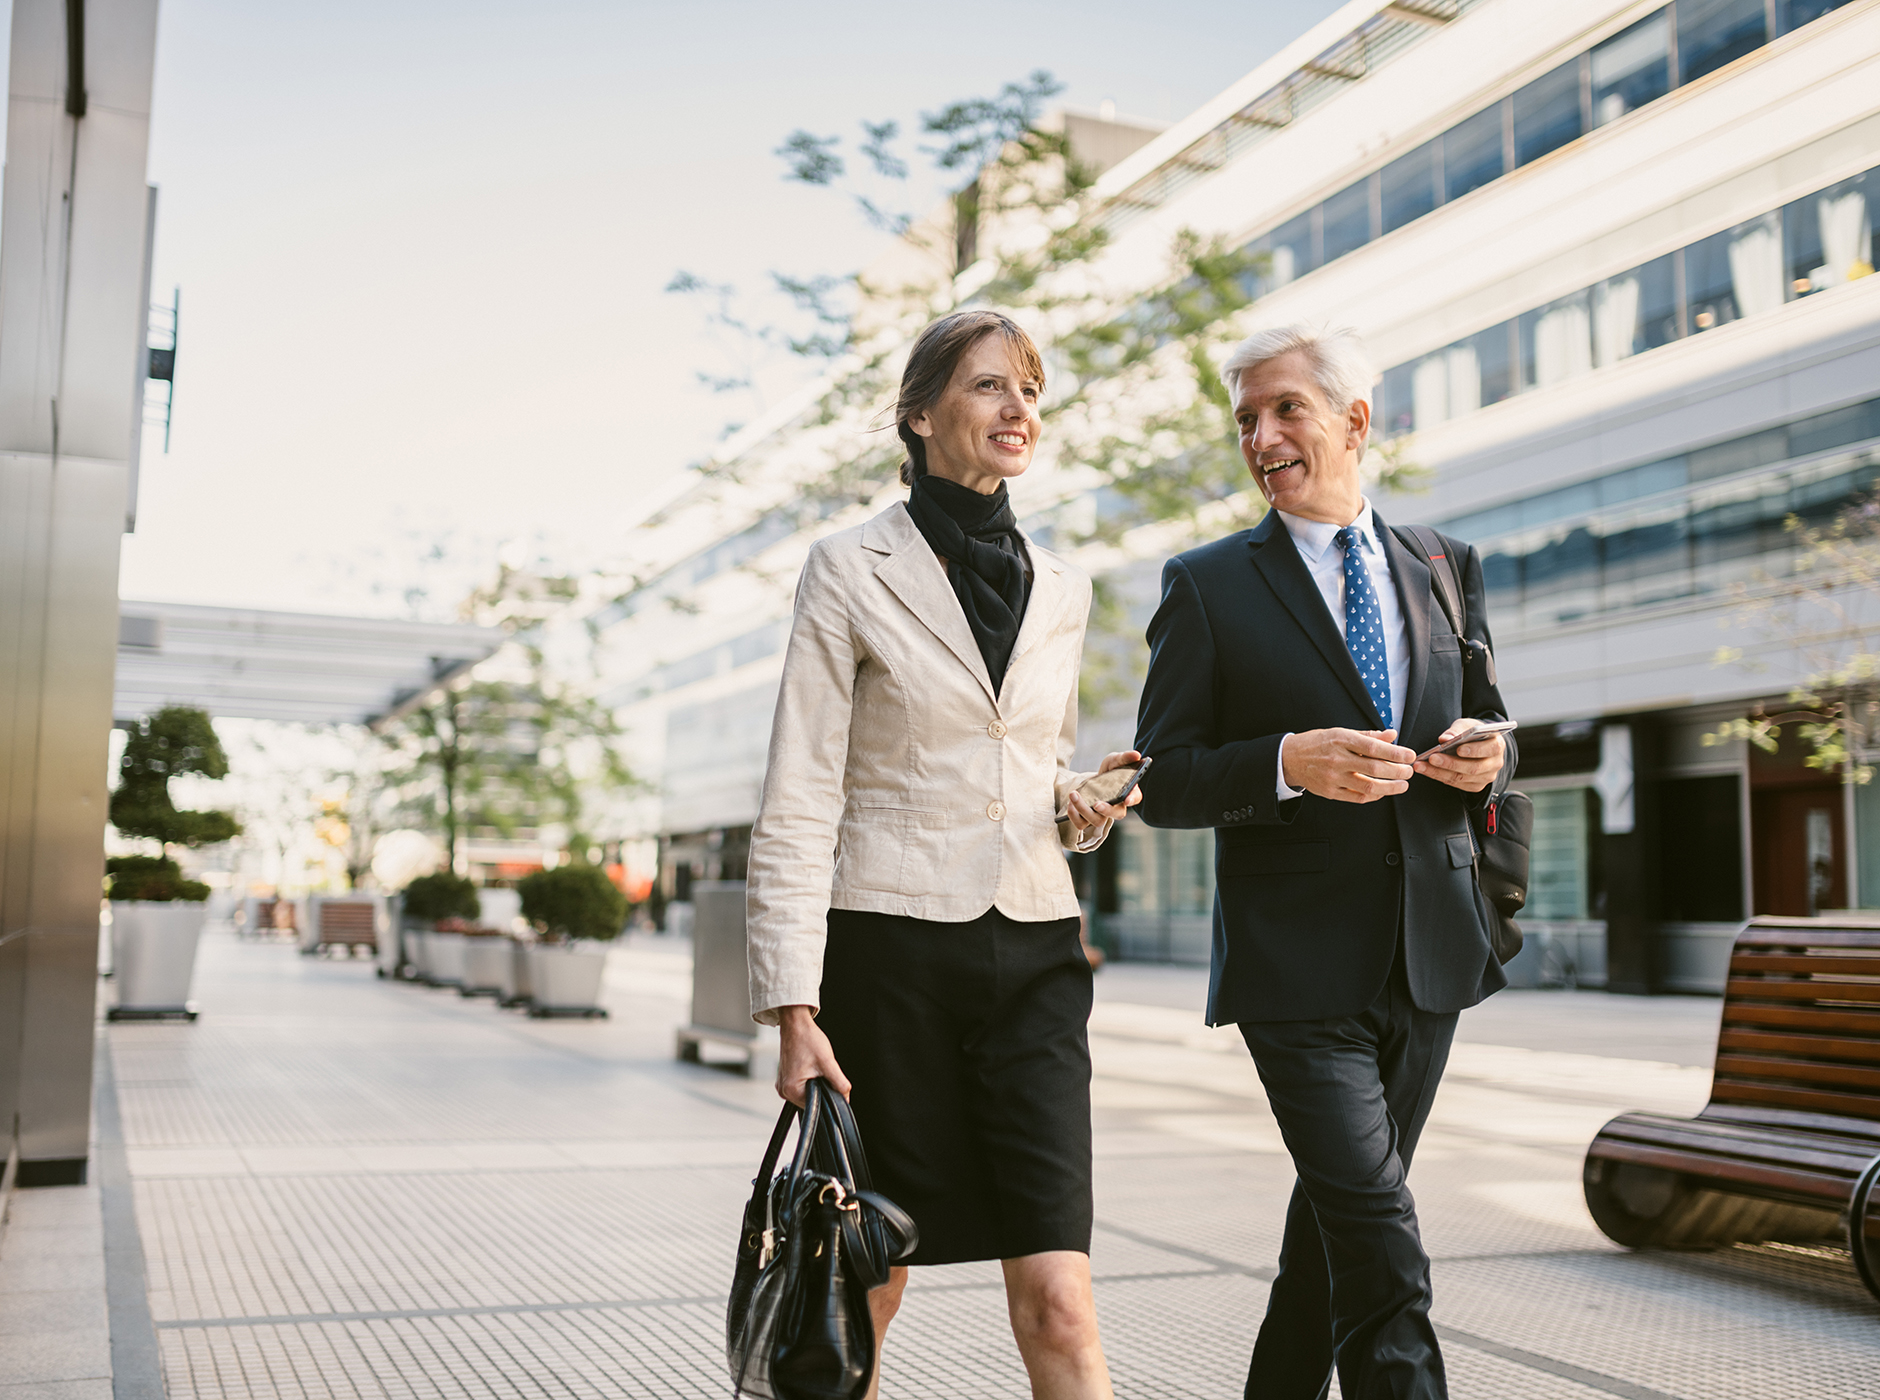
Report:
107,0,1346,616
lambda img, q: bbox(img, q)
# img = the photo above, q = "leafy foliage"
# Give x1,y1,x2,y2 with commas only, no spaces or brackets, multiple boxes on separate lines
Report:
110,706,242,849
401,871,482,923
379,566,637,864
518,863,628,942
1706,492,1880,783
104,854,209,903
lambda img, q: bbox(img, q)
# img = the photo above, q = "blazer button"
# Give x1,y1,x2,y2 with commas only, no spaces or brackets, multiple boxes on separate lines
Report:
988,720,1007,739
987,801,1006,821
1385,852,1401,866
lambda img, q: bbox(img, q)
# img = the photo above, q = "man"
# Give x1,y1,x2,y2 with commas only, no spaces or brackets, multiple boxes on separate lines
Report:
1133,323,1512,1400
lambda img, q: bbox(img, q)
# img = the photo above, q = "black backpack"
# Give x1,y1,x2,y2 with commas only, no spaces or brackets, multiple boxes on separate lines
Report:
1393,525,1531,966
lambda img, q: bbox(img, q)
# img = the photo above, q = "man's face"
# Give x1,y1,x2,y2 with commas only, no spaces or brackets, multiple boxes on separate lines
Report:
1234,349,1370,524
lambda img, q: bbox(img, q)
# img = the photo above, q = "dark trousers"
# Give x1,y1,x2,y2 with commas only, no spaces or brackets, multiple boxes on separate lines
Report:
1237,956,1458,1400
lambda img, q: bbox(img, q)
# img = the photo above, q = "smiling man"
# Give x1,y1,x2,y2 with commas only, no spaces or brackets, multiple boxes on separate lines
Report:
1132,324,1515,1400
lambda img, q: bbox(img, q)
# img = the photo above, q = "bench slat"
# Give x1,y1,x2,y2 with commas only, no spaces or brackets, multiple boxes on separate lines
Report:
1595,1115,1878,1172
1710,1076,1880,1120
1588,1138,1856,1204
1718,1027,1880,1063
1713,1053,1880,1091
1722,1002,1880,1035
1731,952,1880,976
1724,977,1880,1004
1700,1102,1880,1142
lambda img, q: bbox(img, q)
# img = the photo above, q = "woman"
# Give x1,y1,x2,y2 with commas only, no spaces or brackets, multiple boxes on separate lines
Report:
746,308,1139,1400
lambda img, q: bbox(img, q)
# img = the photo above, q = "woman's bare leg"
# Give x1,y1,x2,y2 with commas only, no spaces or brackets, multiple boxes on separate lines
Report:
863,1266,909,1400
1002,1251,1113,1400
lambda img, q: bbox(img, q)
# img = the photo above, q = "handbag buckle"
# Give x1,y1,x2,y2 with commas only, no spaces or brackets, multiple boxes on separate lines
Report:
758,1227,776,1266
818,1180,860,1211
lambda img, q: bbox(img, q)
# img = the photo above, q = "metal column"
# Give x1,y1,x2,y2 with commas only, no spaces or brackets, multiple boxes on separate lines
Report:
0,0,161,1185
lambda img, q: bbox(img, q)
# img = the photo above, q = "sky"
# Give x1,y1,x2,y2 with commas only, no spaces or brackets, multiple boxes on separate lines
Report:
106,0,1347,617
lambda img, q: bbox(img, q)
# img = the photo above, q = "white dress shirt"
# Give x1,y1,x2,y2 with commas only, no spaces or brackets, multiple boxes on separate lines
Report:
1274,499,1411,799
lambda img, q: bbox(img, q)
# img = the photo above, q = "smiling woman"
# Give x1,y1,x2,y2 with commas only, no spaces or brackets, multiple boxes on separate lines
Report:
743,306,1143,1398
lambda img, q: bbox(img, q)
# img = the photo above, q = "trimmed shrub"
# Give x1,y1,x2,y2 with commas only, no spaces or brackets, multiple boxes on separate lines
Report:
105,855,210,903
517,864,627,942
402,872,481,923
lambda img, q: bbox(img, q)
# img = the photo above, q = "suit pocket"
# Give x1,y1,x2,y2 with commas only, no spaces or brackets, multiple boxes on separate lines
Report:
1446,832,1476,869
1431,633,1460,653
1220,841,1330,877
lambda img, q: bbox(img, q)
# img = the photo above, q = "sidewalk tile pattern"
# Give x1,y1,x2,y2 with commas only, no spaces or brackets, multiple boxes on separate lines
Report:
109,934,1879,1399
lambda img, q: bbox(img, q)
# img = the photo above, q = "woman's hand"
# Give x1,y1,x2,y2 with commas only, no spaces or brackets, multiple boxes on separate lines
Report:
1066,749,1145,838
775,1005,851,1107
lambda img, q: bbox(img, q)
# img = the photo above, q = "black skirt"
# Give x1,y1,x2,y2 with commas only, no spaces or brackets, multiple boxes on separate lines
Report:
816,905,1094,1266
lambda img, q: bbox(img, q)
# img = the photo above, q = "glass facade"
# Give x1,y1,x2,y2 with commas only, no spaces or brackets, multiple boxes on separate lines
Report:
1116,826,1216,917
1527,789,1592,919
1378,165,1880,437
1241,0,1858,294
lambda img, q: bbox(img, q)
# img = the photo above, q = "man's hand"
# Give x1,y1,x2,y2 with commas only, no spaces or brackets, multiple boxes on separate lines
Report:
1066,749,1145,836
1412,717,1507,793
775,1005,851,1107
1282,729,1415,804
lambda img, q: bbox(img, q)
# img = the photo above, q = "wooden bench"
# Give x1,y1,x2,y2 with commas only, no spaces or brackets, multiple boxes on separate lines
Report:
1583,916,1880,1299
308,897,379,956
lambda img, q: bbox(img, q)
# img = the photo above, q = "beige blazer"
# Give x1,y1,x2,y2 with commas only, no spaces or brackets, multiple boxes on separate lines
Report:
746,500,1107,1025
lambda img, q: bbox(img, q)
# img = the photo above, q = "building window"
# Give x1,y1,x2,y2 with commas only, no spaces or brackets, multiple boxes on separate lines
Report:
1778,0,1856,33
1591,11,1671,127
1380,139,1440,234
1661,775,1745,921
1321,177,1375,263
1442,105,1504,204
1519,290,1593,391
1527,789,1593,920
1512,58,1585,167
1784,169,1876,296
1685,212,1784,333
1257,209,1316,288
1677,0,1768,86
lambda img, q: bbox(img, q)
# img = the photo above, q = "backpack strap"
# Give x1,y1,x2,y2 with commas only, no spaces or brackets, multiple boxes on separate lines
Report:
1392,523,1497,687
1397,524,1465,638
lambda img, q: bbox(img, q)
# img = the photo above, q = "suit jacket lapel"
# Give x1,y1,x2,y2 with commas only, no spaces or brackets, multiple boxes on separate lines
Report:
1377,512,1432,742
1007,528,1064,666
866,502,998,706
1247,512,1382,727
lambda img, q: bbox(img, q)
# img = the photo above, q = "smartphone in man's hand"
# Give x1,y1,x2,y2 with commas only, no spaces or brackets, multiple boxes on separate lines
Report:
1416,720,1516,763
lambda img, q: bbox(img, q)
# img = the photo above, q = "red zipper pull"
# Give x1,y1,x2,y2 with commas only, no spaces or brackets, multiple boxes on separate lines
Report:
1485,798,1498,836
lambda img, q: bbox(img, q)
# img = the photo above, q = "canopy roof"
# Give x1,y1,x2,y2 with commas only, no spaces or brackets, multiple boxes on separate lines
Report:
115,600,505,727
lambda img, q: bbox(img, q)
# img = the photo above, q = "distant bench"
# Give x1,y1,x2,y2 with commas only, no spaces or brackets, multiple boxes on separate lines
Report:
1583,916,1880,1300
306,896,380,956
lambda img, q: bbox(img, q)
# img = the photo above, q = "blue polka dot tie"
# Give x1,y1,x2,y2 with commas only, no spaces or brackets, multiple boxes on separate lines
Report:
1336,526,1392,731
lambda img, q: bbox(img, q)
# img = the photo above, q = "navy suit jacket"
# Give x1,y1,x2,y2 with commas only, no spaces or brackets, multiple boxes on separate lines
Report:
1132,509,1513,1025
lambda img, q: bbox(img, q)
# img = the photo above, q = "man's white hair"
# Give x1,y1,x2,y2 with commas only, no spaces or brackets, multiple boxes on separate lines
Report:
1219,323,1376,416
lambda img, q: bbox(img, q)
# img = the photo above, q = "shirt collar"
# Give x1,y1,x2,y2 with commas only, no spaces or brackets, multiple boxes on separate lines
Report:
1277,498,1378,566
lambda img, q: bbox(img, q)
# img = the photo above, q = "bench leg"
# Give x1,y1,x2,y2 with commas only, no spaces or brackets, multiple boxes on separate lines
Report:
1851,1153,1880,1303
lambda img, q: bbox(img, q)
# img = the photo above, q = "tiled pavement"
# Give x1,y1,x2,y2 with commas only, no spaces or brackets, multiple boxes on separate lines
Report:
28,930,1880,1398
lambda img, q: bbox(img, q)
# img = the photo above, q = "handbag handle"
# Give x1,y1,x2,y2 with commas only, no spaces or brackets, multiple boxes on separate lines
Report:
810,1080,877,1195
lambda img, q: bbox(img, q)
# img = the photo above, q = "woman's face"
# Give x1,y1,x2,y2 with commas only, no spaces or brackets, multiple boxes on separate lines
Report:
908,335,1042,494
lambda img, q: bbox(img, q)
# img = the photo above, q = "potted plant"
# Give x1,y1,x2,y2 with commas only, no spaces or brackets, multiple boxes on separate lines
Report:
460,925,509,998
518,863,626,1017
401,871,478,986
105,707,241,1021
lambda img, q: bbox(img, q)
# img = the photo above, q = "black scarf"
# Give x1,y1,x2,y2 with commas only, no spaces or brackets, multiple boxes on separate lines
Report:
906,474,1031,696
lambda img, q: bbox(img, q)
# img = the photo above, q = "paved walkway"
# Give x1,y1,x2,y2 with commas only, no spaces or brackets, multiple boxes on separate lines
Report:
30,931,1880,1398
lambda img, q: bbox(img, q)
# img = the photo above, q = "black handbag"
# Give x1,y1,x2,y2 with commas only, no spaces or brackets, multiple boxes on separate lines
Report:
1393,525,1530,965
727,1078,919,1400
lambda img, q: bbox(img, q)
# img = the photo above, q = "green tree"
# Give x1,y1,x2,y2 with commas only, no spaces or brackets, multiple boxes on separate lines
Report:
107,706,241,902
1707,492,1880,783
517,863,627,942
380,567,636,867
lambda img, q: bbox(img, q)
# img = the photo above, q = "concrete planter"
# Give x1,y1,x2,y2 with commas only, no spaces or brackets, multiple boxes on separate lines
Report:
525,942,610,1017
496,939,533,1006
428,931,467,987
462,936,508,997
109,901,207,1020
403,926,433,981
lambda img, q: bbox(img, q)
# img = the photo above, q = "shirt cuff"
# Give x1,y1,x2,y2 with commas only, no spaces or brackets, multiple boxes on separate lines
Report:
1275,732,1304,800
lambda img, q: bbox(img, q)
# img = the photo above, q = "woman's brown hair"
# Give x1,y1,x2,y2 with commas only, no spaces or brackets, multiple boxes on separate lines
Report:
894,310,1046,487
